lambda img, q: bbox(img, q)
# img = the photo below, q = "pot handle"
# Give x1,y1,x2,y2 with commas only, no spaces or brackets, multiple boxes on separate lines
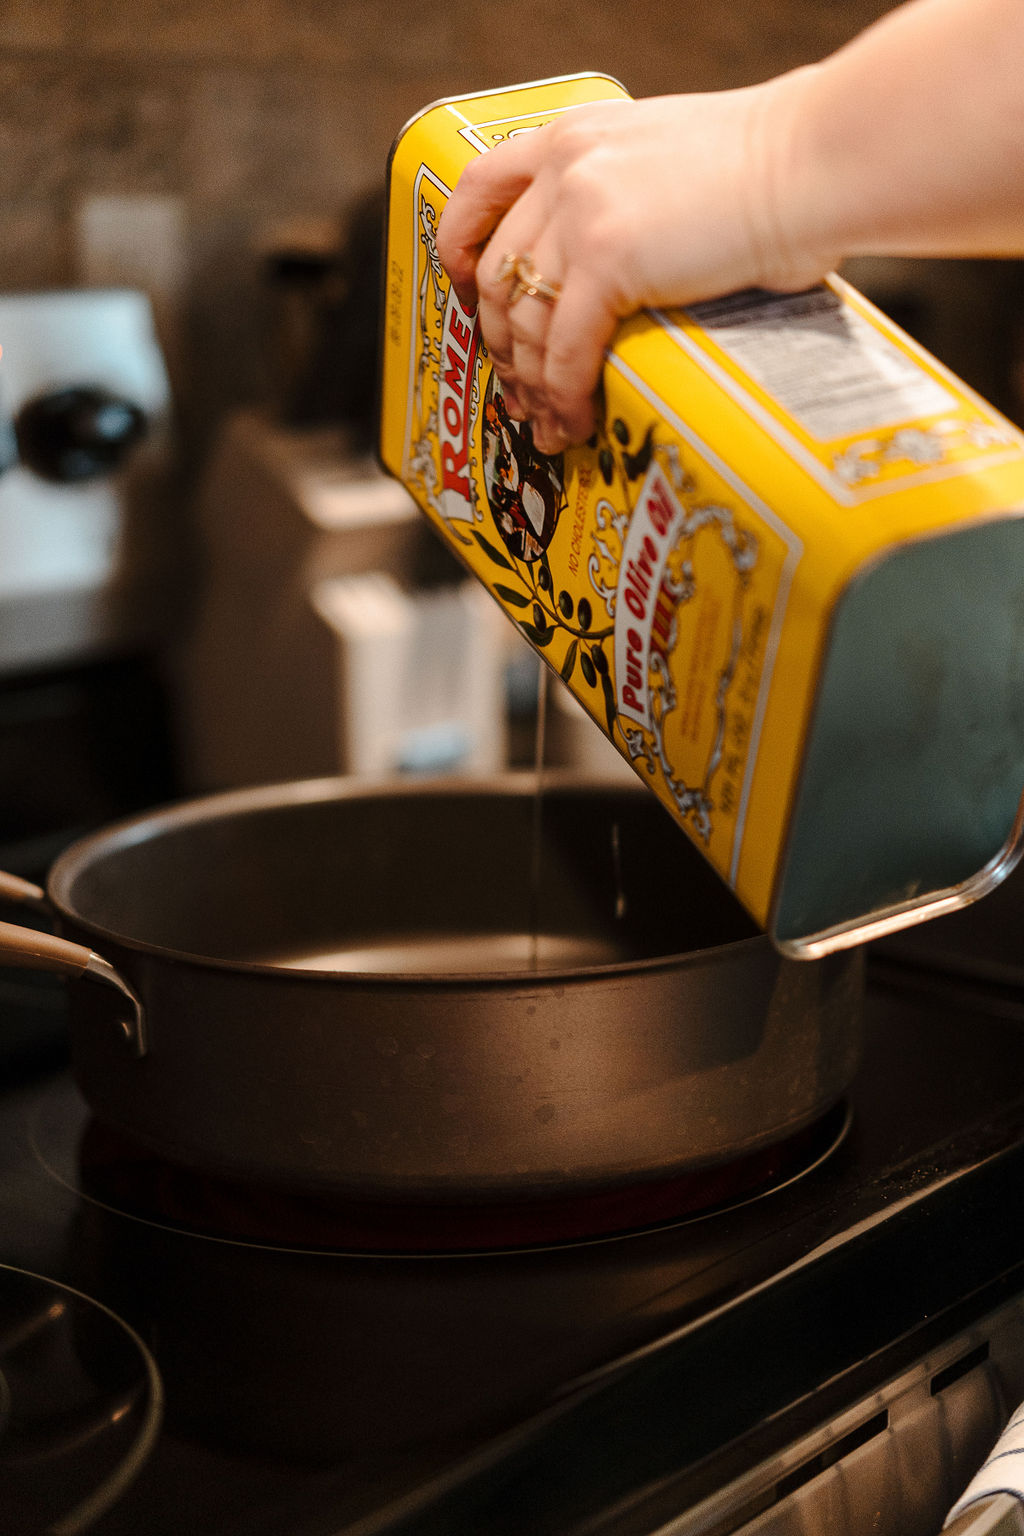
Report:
0,876,146,1057
0,871,49,912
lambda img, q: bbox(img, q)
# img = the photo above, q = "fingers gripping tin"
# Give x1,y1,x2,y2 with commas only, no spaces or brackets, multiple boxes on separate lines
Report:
379,73,1024,956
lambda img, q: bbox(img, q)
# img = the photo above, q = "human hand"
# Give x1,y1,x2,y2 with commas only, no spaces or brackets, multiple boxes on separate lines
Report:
436,77,832,452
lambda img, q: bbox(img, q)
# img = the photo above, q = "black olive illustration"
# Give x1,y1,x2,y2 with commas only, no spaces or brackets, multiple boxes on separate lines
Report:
580,652,597,688
557,590,574,620
599,447,614,485
577,597,592,631
533,603,548,632
612,418,630,445
591,646,609,676
623,424,655,481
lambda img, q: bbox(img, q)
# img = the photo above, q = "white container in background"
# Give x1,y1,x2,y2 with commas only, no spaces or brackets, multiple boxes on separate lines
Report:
0,289,177,674
176,412,508,790
312,574,507,777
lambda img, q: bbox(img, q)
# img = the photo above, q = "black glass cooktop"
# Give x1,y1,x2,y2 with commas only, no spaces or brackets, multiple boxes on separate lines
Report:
3,960,1024,1534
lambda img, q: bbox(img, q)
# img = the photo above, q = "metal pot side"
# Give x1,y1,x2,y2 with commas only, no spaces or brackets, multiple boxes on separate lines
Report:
49,777,864,1200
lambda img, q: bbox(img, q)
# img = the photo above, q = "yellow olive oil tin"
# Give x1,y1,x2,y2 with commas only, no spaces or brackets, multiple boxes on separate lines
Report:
379,73,1024,956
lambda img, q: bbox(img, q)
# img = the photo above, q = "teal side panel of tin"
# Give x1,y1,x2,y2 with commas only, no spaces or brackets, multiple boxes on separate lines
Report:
775,515,1024,944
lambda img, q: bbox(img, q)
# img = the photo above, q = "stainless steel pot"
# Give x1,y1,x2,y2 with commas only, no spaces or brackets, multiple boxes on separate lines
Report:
0,776,863,1200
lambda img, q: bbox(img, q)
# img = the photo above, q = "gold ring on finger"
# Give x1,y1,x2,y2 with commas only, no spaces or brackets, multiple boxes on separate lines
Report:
500,252,561,307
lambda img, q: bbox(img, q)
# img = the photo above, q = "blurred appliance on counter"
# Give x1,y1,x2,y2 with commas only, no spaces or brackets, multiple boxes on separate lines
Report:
0,289,181,879
175,411,511,790
0,289,181,1068
260,191,384,441
0,289,179,679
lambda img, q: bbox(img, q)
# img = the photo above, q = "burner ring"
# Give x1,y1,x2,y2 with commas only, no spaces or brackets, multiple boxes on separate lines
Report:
0,1262,162,1531
33,1078,850,1255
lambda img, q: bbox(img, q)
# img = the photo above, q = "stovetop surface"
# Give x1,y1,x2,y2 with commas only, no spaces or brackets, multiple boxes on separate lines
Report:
4,958,1024,1535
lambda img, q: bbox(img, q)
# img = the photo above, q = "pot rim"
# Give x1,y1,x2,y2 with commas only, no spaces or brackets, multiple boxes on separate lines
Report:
47,771,777,985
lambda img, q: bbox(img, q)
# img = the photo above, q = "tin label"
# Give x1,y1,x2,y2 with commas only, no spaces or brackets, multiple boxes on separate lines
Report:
592,370,797,874
447,101,594,154
689,287,955,440
666,284,1024,504
437,285,480,521
613,464,686,729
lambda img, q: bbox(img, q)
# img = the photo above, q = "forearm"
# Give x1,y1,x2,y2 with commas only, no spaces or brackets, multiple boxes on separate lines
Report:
774,0,1024,273
435,0,1024,446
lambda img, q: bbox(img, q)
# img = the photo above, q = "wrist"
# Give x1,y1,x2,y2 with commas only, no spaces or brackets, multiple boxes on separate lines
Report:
745,64,841,293
754,0,1024,270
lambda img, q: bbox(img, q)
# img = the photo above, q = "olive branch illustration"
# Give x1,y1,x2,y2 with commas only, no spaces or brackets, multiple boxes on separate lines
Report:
464,418,663,739
468,528,620,737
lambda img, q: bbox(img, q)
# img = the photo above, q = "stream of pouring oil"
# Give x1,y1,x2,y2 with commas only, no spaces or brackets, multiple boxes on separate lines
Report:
528,660,548,972
527,661,630,970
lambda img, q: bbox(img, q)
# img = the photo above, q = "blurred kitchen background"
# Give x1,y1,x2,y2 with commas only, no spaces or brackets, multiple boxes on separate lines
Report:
2,0,1024,887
